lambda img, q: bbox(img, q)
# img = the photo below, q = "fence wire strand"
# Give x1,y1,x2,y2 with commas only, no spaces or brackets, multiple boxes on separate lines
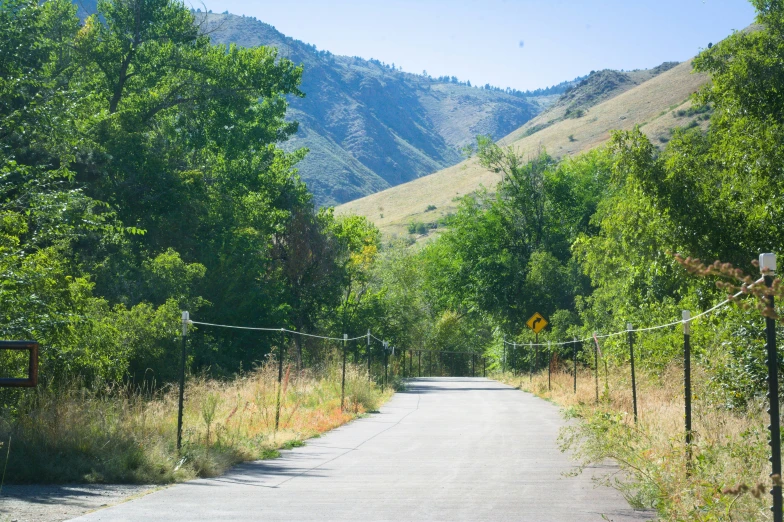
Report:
189,280,762,351
189,320,367,342
501,281,759,348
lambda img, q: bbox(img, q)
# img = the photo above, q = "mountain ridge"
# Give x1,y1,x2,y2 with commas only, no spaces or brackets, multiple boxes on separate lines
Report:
336,59,710,237
201,13,571,206
71,2,587,206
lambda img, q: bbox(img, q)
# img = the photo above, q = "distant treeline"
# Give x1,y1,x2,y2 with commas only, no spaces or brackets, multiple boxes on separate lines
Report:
193,9,585,100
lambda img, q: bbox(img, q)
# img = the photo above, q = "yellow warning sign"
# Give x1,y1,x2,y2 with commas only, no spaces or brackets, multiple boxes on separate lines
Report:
526,312,548,334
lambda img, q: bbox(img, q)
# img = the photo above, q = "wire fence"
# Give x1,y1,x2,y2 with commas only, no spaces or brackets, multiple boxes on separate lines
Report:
492,269,783,518
500,281,758,349
177,312,490,451
174,263,783,518
178,275,758,445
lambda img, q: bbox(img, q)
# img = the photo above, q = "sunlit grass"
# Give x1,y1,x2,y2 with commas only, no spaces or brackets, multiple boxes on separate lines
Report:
337,60,708,238
0,363,391,484
497,366,771,521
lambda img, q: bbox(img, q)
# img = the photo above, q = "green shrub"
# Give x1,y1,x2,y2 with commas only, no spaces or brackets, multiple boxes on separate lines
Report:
408,221,428,235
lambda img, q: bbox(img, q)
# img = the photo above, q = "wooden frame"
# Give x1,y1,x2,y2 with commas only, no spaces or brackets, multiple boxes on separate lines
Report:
0,341,38,387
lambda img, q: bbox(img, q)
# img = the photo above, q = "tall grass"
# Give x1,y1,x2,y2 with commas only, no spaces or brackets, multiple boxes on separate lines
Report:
0,363,389,484
498,366,772,521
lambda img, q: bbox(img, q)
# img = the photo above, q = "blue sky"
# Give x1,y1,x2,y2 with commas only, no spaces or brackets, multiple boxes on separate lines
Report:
199,0,757,91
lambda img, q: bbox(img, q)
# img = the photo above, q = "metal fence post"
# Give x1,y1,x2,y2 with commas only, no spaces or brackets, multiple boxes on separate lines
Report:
503,341,507,374
593,333,599,405
177,311,189,452
683,310,692,474
367,330,371,381
548,341,552,391
761,252,782,522
535,335,539,378
573,337,577,394
383,341,388,387
341,334,347,411
275,329,285,431
529,343,533,382
513,341,516,376
628,323,638,424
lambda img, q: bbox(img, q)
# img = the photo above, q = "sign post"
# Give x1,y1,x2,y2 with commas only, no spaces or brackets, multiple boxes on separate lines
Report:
526,313,548,379
526,313,548,335
529,342,533,382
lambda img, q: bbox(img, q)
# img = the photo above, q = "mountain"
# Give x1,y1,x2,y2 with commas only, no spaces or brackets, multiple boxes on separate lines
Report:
500,63,679,143
336,59,710,237
70,5,579,206
199,13,566,206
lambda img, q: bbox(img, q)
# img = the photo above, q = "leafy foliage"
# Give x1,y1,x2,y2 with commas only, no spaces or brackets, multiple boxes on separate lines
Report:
362,0,784,405
0,0,385,386
200,13,545,206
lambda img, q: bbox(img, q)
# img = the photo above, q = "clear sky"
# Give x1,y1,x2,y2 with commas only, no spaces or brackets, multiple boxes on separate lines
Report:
198,0,757,91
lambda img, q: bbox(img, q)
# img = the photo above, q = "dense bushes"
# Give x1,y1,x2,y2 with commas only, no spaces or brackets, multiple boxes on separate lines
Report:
370,0,784,412
0,0,387,387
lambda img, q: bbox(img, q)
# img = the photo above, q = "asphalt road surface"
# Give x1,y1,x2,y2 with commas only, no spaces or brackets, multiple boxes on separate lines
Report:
72,378,653,521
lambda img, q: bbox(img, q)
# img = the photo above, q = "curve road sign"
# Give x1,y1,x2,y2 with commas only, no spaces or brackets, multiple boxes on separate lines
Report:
526,313,548,334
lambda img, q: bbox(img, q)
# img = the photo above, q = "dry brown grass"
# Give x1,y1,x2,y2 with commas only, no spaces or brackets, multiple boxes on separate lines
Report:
336,60,710,238
497,365,772,521
1,362,391,484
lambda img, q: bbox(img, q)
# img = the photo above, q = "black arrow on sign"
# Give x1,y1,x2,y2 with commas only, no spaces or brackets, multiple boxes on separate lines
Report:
533,317,543,329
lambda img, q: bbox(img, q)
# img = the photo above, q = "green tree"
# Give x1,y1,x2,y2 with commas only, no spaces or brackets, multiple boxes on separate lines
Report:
0,0,322,382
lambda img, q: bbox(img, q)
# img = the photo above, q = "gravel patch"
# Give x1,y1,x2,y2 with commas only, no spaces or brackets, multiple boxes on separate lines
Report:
0,484,160,522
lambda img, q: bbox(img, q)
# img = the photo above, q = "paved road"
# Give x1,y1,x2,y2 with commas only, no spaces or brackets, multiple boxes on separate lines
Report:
73,378,652,521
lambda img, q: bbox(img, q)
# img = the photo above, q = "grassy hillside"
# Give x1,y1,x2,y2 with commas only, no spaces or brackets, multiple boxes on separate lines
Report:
337,59,709,236
200,13,560,206
502,63,679,143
